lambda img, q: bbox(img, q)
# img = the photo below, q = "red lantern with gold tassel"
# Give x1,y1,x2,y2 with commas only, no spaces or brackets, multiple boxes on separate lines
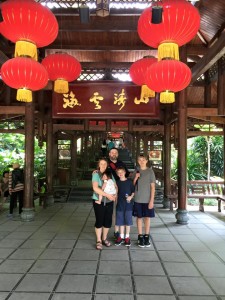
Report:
1,57,48,102
129,56,157,100
0,0,58,61
42,53,82,94
145,60,191,104
138,0,200,60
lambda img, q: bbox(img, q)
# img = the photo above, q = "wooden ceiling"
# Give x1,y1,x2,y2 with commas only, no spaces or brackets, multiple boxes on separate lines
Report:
0,0,225,133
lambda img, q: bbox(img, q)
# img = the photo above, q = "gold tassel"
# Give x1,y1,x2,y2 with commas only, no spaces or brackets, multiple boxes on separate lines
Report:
54,79,69,94
160,91,175,104
158,43,179,61
17,89,32,102
141,85,155,98
15,41,38,61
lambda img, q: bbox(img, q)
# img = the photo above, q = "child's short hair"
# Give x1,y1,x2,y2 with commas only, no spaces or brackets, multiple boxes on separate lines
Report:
138,153,148,160
102,170,112,179
116,166,126,173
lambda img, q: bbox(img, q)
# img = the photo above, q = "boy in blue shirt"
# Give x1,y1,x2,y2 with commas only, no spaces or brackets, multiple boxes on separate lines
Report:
115,166,135,246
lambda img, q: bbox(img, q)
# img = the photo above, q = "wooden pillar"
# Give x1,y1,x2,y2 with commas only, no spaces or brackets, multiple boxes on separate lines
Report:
46,109,54,200
176,46,189,224
70,133,77,182
204,70,211,108
143,134,148,157
163,119,171,208
218,58,225,115
37,91,44,148
21,101,35,221
52,133,58,185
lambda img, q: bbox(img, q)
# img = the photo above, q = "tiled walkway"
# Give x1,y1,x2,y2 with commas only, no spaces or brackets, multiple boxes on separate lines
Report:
1,202,225,299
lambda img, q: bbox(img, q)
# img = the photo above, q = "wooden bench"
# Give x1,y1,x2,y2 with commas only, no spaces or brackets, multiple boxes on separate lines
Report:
167,180,225,212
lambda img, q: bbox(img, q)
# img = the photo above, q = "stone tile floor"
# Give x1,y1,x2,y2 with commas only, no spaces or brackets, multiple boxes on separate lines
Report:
0,202,225,299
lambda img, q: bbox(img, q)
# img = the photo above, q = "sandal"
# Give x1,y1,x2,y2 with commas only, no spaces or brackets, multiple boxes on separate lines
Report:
96,241,102,250
102,239,111,247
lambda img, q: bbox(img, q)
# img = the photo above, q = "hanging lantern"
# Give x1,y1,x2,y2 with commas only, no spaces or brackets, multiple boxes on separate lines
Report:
129,56,157,98
42,53,82,94
138,0,200,60
96,0,110,17
0,0,58,61
1,57,48,102
145,60,191,104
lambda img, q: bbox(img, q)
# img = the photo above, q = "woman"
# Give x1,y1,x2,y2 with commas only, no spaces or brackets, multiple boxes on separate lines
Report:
133,154,156,248
92,158,117,250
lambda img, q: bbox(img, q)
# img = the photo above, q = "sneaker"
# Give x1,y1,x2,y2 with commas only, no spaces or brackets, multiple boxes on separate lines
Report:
114,231,120,240
124,237,131,247
115,236,123,246
144,234,151,247
138,235,145,248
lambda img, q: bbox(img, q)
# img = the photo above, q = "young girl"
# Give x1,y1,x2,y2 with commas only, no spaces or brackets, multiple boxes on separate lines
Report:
97,170,117,205
133,154,156,248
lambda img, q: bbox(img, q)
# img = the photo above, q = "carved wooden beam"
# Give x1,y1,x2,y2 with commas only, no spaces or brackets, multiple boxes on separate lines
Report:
191,31,225,83
187,108,218,116
188,131,223,136
0,106,25,114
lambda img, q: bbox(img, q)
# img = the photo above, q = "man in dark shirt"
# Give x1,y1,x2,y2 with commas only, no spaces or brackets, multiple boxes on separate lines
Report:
108,148,130,181
108,148,130,238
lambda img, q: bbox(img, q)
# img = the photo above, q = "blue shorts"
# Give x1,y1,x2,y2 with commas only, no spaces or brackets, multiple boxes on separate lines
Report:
132,202,155,218
116,210,133,226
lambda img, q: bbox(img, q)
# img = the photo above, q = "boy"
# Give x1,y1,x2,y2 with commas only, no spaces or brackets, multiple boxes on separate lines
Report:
133,154,156,248
115,166,134,246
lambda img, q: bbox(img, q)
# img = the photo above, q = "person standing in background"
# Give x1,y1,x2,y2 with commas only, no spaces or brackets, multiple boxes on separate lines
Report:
0,170,9,210
8,163,24,219
133,154,156,248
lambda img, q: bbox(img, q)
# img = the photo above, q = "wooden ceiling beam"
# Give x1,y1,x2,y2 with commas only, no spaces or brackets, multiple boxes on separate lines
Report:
0,106,25,114
187,131,223,137
191,31,225,83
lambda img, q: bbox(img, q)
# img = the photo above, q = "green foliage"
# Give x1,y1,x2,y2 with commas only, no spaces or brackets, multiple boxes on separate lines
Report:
0,133,46,178
171,135,223,180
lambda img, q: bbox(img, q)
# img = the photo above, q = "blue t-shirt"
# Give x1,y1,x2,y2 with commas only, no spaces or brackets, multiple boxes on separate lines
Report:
116,178,135,212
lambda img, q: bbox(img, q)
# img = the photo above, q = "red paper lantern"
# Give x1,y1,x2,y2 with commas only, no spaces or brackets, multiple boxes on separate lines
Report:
0,0,58,60
129,56,157,98
146,60,191,103
138,0,200,60
42,53,82,94
1,57,48,102
129,57,157,86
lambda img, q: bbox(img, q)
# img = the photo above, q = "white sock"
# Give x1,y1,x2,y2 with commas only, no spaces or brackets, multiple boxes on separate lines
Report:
120,234,124,239
125,234,129,238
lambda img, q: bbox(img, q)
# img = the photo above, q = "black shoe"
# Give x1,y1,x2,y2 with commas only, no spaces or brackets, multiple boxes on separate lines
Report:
138,235,145,248
144,234,151,247
114,231,120,240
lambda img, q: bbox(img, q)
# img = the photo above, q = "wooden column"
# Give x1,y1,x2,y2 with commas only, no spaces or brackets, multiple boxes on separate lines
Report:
143,134,148,157
37,91,45,148
204,70,211,108
70,133,77,182
163,117,171,208
218,58,225,115
21,102,35,221
46,109,54,203
176,46,189,224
